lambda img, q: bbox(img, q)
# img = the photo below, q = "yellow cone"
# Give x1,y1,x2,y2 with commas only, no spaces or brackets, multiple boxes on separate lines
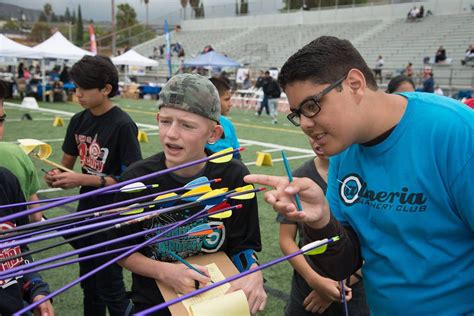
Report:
53,116,64,127
255,152,273,167
137,130,149,143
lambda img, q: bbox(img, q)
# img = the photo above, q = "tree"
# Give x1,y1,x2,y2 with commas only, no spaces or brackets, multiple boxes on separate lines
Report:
76,5,84,44
180,0,188,19
236,0,248,15
43,3,53,22
140,0,150,26
71,9,76,25
51,12,58,22
189,0,204,18
64,8,71,22
30,22,51,42
116,3,138,29
2,19,20,31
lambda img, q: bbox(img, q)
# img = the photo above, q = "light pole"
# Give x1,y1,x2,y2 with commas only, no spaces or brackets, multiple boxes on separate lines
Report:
111,0,116,55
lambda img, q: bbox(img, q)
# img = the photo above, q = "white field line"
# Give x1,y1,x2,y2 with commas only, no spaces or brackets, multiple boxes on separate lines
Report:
4,102,158,130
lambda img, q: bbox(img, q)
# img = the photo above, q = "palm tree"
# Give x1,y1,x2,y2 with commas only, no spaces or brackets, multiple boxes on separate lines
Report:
180,0,188,19
140,0,150,26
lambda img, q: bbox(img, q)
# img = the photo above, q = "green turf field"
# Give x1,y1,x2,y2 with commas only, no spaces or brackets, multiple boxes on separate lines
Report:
2,97,315,316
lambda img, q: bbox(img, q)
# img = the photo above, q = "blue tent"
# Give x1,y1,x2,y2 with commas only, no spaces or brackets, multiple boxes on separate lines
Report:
183,51,241,68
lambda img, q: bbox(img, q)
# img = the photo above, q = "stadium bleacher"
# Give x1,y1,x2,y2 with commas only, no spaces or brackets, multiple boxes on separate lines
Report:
134,7,473,90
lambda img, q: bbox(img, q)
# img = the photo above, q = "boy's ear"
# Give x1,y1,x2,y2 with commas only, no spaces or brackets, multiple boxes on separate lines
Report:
156,113,160,122
102,84,113,96
208,124,223,143
346,69,366,100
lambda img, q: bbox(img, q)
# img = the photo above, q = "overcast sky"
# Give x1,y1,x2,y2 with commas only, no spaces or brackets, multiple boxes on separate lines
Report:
0,0,283,23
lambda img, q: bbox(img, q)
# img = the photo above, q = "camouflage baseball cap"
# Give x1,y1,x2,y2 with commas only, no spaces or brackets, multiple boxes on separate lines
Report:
157,74,221,123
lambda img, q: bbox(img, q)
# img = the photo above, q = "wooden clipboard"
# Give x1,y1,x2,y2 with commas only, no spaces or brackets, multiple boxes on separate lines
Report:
156,252,239,316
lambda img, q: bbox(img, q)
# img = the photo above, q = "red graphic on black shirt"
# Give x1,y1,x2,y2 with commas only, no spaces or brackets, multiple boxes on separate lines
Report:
0,222,24,286
76,134,109,174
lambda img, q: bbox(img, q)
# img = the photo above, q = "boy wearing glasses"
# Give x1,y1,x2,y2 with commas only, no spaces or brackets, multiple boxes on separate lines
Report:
246,36,474,315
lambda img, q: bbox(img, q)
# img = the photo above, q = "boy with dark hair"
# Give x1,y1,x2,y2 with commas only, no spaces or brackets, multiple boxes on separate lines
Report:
114,73,266,315
0,167,54,316
246,36,474,315
44,55,142,316
206,77,241,159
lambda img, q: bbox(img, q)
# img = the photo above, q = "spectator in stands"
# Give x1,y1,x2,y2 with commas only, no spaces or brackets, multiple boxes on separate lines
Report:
435,46,447,64
262,71,281,124
387,75,415,93
373,55,384,84
434,85,444,96
417,5,424,18
405,62,414,77
206,77,241,159
423,72,435,93
461,44,474,65
407,6,418,22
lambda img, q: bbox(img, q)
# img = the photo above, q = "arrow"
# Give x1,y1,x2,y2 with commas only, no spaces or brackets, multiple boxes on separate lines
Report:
0,147,241,224
0,224,225,280
0,203,240,279
0,177,219,236
13,183,245,315
135,236,341,315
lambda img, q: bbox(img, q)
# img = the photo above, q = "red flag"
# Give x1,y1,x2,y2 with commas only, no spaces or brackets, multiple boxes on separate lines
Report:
89,23,97,54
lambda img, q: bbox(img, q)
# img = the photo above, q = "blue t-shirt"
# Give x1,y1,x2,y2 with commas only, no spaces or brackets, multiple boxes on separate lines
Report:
206,115,240,158
326,92,474,315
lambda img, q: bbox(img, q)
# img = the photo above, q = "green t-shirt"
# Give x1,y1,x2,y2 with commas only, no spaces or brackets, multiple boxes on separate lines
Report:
0,142,40,200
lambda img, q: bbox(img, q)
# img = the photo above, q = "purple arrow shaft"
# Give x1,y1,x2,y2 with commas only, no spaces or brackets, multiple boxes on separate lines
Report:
137,237,339,315
0,204,238,278
14,195,224,315
0,197,201,249
0,211,118,243
1,148,239,224
1,225,222,280
1,178,216,235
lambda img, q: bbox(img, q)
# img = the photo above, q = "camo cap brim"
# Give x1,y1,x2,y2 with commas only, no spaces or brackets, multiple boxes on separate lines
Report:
157,73,221,123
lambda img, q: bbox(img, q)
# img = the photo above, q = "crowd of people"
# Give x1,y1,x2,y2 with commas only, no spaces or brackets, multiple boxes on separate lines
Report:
0,31,473,316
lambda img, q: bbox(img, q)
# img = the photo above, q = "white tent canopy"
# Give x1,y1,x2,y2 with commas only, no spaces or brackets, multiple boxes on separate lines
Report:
0,34,41,59
111,49,158,67
32,31,93,60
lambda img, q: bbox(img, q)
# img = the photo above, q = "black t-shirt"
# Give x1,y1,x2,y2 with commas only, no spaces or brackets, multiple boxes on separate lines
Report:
62,106,142,212
0,167,50,314
113,151,261,308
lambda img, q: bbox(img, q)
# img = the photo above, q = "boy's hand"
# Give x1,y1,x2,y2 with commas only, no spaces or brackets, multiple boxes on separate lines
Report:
32,295,54,316
48,172,82,189
228,267,266,315
44,169,61,188
244,174,330,228
161,262,211,294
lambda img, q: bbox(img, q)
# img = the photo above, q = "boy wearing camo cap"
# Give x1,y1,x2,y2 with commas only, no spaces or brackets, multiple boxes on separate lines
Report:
114,74,266,315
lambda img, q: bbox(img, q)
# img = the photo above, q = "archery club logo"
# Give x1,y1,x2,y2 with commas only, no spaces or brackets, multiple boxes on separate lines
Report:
339,173,362,206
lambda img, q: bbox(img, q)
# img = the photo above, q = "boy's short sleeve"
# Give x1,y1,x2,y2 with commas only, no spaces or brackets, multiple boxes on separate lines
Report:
62,115,79,157
326,154,348,225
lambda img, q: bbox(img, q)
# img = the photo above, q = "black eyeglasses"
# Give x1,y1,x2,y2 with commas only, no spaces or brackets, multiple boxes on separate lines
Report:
286,76,347,126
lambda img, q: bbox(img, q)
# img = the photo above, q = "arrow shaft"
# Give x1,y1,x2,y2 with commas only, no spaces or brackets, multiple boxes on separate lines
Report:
1,148,239,224
136,237,338,315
